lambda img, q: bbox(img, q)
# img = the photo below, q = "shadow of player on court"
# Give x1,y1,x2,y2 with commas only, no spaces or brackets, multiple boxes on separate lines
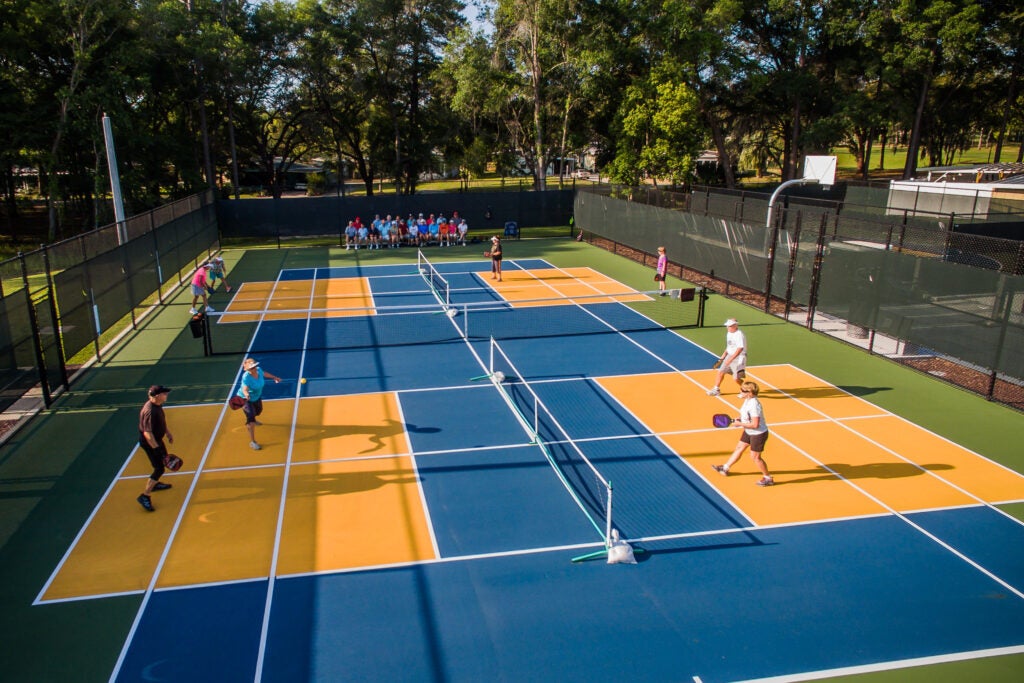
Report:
764,461,953,485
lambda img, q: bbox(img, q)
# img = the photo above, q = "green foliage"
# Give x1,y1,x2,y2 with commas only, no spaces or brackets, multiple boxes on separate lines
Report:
1,0,1021,242
610,69,702,186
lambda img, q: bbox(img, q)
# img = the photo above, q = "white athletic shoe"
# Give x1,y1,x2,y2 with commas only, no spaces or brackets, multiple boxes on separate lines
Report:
190,308,197,315
206,305,215,312
707,387,721,396
250,441,261,451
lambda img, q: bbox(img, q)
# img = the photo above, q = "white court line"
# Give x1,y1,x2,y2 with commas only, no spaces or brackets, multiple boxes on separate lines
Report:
749,365,1024,527
94,261,1024,678
252,269,320,681
734,644,1024,683
396,392,442,559
108,269,290,682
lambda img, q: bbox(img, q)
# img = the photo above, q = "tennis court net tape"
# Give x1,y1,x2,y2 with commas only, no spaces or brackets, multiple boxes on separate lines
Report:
204,287,704,355
486,337,614,546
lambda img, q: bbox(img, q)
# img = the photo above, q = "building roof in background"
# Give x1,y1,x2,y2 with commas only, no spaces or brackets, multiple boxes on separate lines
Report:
918,162,1024,184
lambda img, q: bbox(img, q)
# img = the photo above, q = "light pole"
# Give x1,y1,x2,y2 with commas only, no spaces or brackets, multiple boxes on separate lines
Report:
101,113,127,245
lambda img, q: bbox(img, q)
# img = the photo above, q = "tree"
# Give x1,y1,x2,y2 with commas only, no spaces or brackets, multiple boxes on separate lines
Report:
608,67,703,186
887,0,984,179
231,0,311,198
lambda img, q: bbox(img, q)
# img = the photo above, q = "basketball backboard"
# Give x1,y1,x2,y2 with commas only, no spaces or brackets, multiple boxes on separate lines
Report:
804,156,837,187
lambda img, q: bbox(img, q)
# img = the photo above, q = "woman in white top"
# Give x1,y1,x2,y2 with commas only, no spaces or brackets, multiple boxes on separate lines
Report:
711,381,774,486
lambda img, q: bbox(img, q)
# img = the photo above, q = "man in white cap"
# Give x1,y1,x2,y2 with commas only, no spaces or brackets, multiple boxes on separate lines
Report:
707,318,746,396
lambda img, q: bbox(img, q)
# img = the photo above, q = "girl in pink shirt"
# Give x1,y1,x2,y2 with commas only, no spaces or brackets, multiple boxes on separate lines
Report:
190,264,215,314
655,246,667,295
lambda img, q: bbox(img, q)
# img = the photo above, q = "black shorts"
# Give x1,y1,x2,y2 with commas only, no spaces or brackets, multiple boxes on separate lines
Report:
139,437,167,480
740,430,769,452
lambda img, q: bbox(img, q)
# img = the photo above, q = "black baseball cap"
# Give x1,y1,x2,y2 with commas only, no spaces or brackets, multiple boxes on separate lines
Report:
148,385,172,397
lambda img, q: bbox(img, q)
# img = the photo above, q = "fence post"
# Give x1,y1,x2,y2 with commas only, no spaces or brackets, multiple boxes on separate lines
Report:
783,211,803,321
120,241,137,330
985,282,1016,400
943,211,955,259
41,245,69,391
763,215,781,313
80,237,102,361
804,212,829,329
151,213,164,304
19,252,52,407
275,199,282,249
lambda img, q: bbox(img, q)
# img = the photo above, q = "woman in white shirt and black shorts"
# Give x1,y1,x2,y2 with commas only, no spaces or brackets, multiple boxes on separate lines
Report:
711,381,774,487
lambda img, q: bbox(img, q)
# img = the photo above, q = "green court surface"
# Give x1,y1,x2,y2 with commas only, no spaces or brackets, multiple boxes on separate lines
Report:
1,239,1023,681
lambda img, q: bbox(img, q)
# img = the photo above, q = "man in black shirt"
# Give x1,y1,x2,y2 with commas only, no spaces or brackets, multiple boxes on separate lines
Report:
137,385,175,511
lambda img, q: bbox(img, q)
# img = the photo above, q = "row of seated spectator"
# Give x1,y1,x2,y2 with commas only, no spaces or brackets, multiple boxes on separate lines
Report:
344,213,469,249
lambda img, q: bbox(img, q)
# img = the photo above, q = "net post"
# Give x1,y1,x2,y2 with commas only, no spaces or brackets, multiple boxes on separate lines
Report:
605,483,613,549
202,312,213,356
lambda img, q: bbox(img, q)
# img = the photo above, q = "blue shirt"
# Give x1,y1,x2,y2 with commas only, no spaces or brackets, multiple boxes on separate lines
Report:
239,368,266,402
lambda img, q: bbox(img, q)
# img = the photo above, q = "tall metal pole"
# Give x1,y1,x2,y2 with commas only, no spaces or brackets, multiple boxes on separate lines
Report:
102,113,127,244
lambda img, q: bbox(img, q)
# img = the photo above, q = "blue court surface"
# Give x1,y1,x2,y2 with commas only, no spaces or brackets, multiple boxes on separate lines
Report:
106,259,1024,681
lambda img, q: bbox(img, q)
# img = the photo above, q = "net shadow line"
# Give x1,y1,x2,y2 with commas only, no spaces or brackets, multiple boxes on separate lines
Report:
488,340,613,543
581,377,758,529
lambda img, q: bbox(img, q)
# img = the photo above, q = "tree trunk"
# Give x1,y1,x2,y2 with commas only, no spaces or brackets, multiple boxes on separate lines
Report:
558,94,572,188
787,102,801,181
878,128,888,170
993,50,1019,163
903,65,932,180
2,165,17,235
227,100,240,199
702,96,735,188
530,20,545,190
863,137,873,181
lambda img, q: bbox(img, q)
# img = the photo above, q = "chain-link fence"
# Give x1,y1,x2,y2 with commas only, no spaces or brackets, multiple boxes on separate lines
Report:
0,190,218,412
576,185,1024,411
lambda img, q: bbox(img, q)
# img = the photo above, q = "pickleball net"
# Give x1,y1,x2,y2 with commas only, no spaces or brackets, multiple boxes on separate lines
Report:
482,336,632,563
417,249,451,307
203,287,705,355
